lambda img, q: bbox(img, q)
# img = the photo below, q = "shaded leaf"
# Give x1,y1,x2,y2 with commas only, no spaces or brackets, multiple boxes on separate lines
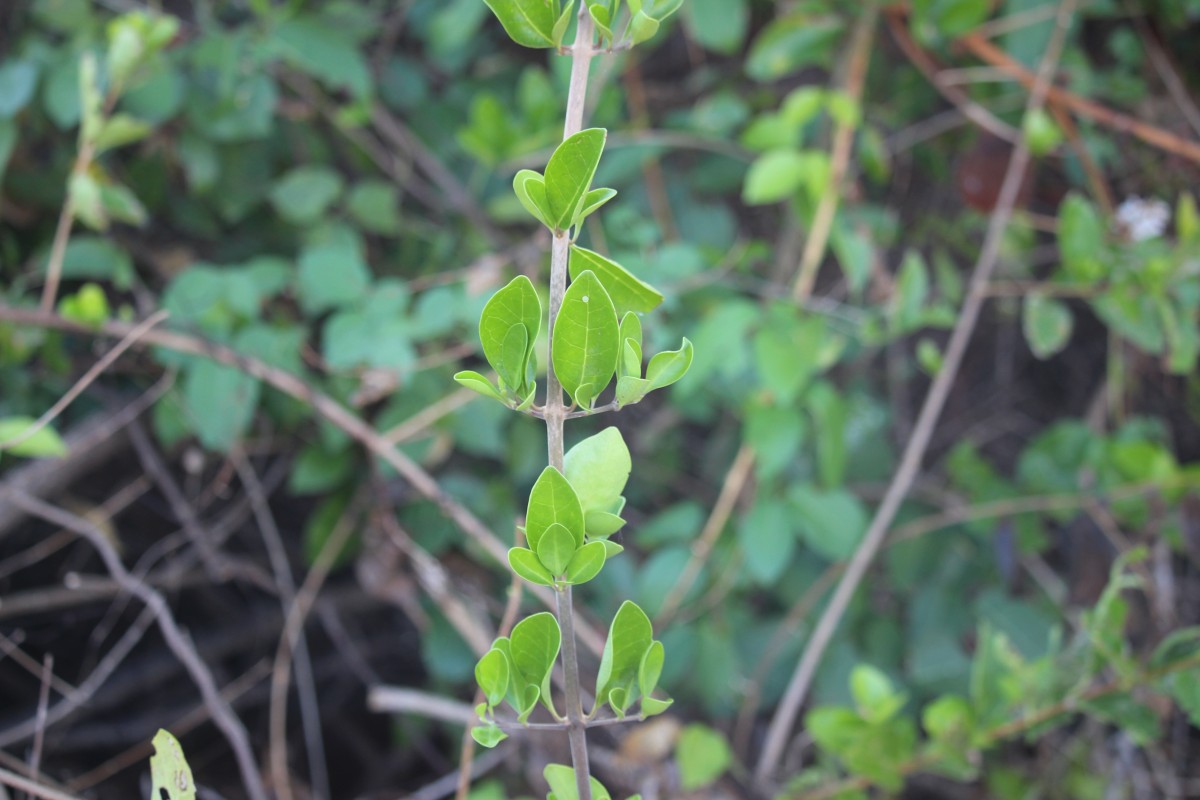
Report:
553,270,620,409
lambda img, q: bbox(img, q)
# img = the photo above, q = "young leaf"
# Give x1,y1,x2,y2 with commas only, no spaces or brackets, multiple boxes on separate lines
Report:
618,312,643,378
475,648,510,709
579,187,617,222
553,270,620,409
1058,193,1106,283
510,612,561,715
564,427,632,515
536,522,578,575
482,0,559,48
150,729,196,800
513,169,551,228
585,509,627,538
497,323,529,390
569,246,663,315
479,275,541,394
471,724,508,748
543,128,607,231
563,540,607,584
453,370,508,403
601,540,625,559
596,600,653,710
639,639,664,697
508,547,556,586
641,696,673,717
645,337,693,390
525,466,585,551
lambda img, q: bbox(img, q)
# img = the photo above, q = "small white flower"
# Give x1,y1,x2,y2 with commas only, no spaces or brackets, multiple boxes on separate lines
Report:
1114,196,1170,242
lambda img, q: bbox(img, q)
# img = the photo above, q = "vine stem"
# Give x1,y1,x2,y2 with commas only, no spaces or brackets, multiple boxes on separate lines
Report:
546,7,597,800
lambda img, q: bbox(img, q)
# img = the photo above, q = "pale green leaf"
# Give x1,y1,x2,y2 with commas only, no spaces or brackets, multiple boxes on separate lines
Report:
92,113,152,153
645,337,693,390
536,522,578,575
638,640,664,696
596,600,653,709
552,270,620,409
525,466,585,552
579,187,617,221
513,169,551,228
510,612,560,716
0,418,69,459
471,724,508,748
569,246,663,315
150,729,196,800
480,275,541,395
544,128,607,231
454,370,508,403
564,540,607,584
743,148,807,205
602,540,625,559
564,427,631,516
475,648,510,708
585,509,627,538
508,547,556,586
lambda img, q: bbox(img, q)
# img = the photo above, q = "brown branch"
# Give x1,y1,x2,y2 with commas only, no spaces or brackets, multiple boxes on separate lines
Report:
959,31,1200,165
754,0,1082,785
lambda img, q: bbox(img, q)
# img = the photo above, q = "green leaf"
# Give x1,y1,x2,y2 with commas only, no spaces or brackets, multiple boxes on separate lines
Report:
480,275,541,395
628,11,660,44
564,427,631,516
475,648,510,708
564,540,607,584
638,639,664,696
544,128,607,231
150,729,196,800
684,0,748,54
791,485,867,561
738,499,795,585
347,180,402,234
98,180,148,227
536,522,578,575
807,381,847,488
297,225,371,314
510,612,561,714
596,600,653,710
0,60,38,118
526,466,585,552
1023,293,1073,359
569,246,663,315
889,250,929,332
508,547,556,586
471,724,508,748
552,270,620,409
641,696,673,717
850,664,906,724
268,16,372,98
454,370,508,404
1166,669,1200,727
544,766,613,800
0,418,69,459
584,509,626,538
746,13,844,82
1058,193,1107,283
92,114,152,153
743,148,807,205
482,0,559,48
922,695,973,741
183,361,259,452
618,338,693,405
675,724,732,791
601,540,625,559
578,187,617,222
269,166,344,225
513,169,552,228
58,283,111,328
618,312,643,378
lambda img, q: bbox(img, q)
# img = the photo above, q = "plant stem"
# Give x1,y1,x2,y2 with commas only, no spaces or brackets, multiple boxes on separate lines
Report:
545,7,597,800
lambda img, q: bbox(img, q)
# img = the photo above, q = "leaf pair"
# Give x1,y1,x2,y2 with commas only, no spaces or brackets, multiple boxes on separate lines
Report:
545,764,641,800
454,275,541,407
514,129,615,235
594,601,671,718
472,612,563,746
482,0,575,49
614,313,693,408
508,466,616,587
588,0,685,47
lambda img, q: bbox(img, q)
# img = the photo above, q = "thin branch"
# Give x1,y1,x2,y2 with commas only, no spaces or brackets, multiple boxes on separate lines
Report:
0,310,168,451
753,1,1082,785
1,489,268,800
791,1,880,301
654,443,755,627
233,453,329,800
0,766,82,800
